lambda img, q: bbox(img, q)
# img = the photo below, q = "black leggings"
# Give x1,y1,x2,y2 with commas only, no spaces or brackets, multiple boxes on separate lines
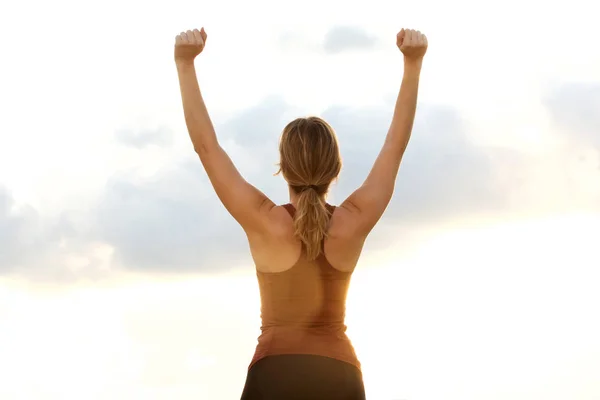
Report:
240,354,366,400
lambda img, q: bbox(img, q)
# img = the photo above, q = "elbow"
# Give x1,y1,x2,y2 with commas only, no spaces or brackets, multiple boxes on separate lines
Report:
190,134,220,156
194,143,209,156
194,142,219,156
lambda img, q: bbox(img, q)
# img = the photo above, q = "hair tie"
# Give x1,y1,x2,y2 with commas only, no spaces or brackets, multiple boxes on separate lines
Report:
301,185,319,192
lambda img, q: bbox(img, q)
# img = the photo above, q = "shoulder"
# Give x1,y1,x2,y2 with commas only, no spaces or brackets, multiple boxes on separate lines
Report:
245,204,302,272
328,203,362,239
324,203,368,272
250,203,295,238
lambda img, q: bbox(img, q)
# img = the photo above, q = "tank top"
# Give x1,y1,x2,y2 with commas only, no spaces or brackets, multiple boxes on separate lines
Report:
248,203,361,371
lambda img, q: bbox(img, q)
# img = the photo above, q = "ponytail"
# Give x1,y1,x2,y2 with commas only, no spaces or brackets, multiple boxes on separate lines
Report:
293,187,331,260
277,116,341,258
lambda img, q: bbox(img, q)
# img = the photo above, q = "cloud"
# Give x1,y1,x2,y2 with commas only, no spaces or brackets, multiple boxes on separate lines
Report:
0,187,68,273
2,92,532,276
81,97,523,273
115,126,173,149
541,81,600,211
320,104,527,259
278,26,379,55
322,26,379,54
0,187,36,271
544,82,600,150
91,162,251,272
219,95,291,148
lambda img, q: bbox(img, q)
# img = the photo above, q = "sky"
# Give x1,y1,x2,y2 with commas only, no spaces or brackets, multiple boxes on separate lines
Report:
1,0,599,398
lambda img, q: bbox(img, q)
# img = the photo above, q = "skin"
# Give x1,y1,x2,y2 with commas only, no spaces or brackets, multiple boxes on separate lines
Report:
175,27,428,273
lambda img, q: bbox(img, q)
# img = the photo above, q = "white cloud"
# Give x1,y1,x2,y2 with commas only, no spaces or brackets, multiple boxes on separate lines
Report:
0,95,531,275
1,1,600,398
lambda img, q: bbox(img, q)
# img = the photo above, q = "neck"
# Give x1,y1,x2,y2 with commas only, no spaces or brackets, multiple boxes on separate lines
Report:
288,187,299,206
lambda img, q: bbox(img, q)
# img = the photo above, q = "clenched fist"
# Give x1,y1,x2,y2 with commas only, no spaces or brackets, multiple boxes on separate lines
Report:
397,29,427,61
174,28,207,63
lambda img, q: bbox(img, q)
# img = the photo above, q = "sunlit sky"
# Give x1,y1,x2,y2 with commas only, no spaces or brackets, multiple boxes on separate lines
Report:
1,0,599,399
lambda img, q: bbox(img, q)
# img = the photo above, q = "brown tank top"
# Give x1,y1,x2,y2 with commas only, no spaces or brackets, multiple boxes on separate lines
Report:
248,203,361,371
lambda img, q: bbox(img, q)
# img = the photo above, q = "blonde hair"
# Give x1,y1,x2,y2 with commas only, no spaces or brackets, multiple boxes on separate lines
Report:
276,116,342,260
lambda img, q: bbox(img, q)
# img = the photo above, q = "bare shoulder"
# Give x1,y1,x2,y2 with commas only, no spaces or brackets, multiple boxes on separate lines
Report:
246,204,301,273
266,204,295,233
325,203,368,273
328,202,363,238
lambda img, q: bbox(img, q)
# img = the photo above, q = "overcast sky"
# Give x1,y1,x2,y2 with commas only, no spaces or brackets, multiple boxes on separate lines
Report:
1,0,599,398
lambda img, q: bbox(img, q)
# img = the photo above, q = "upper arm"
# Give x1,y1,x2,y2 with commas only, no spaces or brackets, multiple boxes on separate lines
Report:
341,138,406,235
174,61,275,232
198,144,276,233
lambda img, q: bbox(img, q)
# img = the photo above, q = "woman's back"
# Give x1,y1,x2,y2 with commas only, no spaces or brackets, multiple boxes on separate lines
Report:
249,203,361,371
250,203,365,274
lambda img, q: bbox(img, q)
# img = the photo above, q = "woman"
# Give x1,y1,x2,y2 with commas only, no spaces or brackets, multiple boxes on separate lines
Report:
174,26,428,400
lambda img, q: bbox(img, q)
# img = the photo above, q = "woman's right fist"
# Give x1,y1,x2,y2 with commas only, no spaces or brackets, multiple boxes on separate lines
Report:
397,29,428,61
174,28,207,63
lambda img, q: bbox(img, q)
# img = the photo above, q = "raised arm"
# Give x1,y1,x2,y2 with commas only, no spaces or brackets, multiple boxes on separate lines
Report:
341,29,428,234
174,28,275,233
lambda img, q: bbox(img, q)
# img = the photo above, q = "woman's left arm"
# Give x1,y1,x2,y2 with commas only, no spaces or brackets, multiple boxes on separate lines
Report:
175,28,275,233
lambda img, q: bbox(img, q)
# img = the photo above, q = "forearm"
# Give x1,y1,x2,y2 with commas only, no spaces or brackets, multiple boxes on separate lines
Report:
176,60,219,155
361,60,422,189
385,60,422,154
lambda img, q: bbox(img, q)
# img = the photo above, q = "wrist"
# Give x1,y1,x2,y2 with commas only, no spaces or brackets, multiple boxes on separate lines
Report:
403,58,423,72
175,58,195,69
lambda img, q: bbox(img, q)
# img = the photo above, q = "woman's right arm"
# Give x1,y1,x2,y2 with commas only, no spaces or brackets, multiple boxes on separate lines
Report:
341,29,428,235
